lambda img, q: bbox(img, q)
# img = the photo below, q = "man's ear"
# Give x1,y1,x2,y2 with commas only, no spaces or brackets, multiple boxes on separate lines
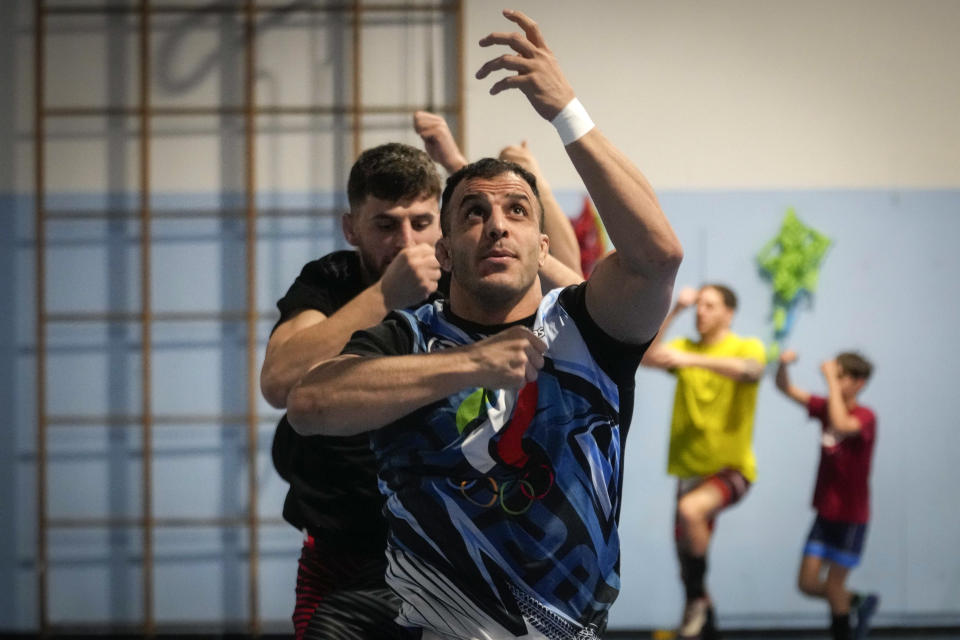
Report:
436,237,453,272
341,212,359,247
538,233,549,267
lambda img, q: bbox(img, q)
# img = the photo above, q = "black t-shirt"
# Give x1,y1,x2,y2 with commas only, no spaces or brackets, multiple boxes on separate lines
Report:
272,250,450,552
271,250,384,552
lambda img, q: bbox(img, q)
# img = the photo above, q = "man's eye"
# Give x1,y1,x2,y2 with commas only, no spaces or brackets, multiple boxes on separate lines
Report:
376,222,396,231
466,207,483,218
511,205,527,216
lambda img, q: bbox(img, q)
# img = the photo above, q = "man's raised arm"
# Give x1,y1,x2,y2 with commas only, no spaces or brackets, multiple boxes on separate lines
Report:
476,9,682,344
414,110,468,174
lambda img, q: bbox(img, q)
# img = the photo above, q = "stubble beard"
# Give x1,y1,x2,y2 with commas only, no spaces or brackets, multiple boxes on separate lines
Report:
452,252,538,312
356,246,387,285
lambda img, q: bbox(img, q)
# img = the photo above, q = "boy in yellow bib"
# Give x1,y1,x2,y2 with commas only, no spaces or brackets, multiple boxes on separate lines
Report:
643,284,766,640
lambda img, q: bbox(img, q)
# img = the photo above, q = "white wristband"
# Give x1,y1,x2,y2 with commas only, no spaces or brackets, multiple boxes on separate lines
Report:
550,98,595,146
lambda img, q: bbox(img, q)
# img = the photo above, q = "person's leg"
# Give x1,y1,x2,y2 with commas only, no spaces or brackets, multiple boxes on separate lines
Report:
295,537,405,640
798,548,850,640
825,563,853,640
675,470,750,639
825,563,853,614
798,515,830,600
676,480,725,557
675,478,722,621
843,522,878,640
797,553,827,599
294,536,325,640
801,516,876,640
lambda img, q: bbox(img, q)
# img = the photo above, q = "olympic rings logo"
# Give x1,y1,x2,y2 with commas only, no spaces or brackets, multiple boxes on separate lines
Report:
446,464,555,516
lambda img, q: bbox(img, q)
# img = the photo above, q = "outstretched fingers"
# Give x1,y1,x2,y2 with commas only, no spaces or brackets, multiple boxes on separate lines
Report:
475,53,529,81
501,9,547,49
478,31,538,58
476,9,573,120
488,74,526,97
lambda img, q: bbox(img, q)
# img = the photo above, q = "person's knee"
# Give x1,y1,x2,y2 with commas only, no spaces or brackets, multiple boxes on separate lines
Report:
797,556,825,596
797,571,818,596
677,495,708,529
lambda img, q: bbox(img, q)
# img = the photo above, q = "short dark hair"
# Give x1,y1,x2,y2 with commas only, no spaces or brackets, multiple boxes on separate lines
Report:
702,283,738,310
347,143,441,210
439,158,543,235
837,352,873,380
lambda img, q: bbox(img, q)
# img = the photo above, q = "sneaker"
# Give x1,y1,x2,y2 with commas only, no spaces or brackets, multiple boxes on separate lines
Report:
678,597,710,639
702,604,721,640
853,593,879,639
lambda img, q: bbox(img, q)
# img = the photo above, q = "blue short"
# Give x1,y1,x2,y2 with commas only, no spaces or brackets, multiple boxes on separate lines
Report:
803,514,868,568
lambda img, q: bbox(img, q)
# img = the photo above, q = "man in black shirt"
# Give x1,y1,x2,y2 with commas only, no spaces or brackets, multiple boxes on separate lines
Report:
261,140,446,640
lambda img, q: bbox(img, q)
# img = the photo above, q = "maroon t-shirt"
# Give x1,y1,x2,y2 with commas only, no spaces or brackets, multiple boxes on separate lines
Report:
807,395,877,523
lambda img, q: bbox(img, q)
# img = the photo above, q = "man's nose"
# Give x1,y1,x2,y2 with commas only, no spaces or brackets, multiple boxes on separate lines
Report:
485,208,508,240
397,221,415,247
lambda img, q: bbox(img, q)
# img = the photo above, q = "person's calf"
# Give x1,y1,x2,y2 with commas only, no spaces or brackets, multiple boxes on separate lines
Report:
825,576,852,614
679,550,708,602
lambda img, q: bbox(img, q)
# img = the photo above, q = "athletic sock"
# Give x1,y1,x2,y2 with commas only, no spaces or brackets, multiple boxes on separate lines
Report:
831,613,852,640
679,552,707,601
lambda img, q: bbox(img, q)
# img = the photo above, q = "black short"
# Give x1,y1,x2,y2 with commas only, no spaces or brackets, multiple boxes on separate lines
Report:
803,515,867,568
294,535,406,640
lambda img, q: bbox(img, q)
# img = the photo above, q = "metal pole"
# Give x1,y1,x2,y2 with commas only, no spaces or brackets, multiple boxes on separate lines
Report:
33,0,49,631
243,0,261,634
454,0,465,153
138,0,155,634
351,0,362,159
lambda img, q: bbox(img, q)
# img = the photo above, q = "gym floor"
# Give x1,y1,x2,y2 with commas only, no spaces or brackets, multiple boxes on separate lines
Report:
2,631,958,639
606,630,960,640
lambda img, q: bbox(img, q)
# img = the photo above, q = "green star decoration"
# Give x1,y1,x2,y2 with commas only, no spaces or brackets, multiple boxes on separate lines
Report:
756,208,831,359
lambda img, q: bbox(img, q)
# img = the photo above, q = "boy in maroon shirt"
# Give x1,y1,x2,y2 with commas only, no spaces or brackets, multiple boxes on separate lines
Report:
776,350,879,640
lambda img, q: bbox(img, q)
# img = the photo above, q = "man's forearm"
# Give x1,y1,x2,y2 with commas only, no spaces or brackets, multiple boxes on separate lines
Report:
539,179,582,275
825,377,859,433
775,363,811,406
685,353,763,382
286,350,481,436
775,363,790,392
539,255,584,290
261,282,391,407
